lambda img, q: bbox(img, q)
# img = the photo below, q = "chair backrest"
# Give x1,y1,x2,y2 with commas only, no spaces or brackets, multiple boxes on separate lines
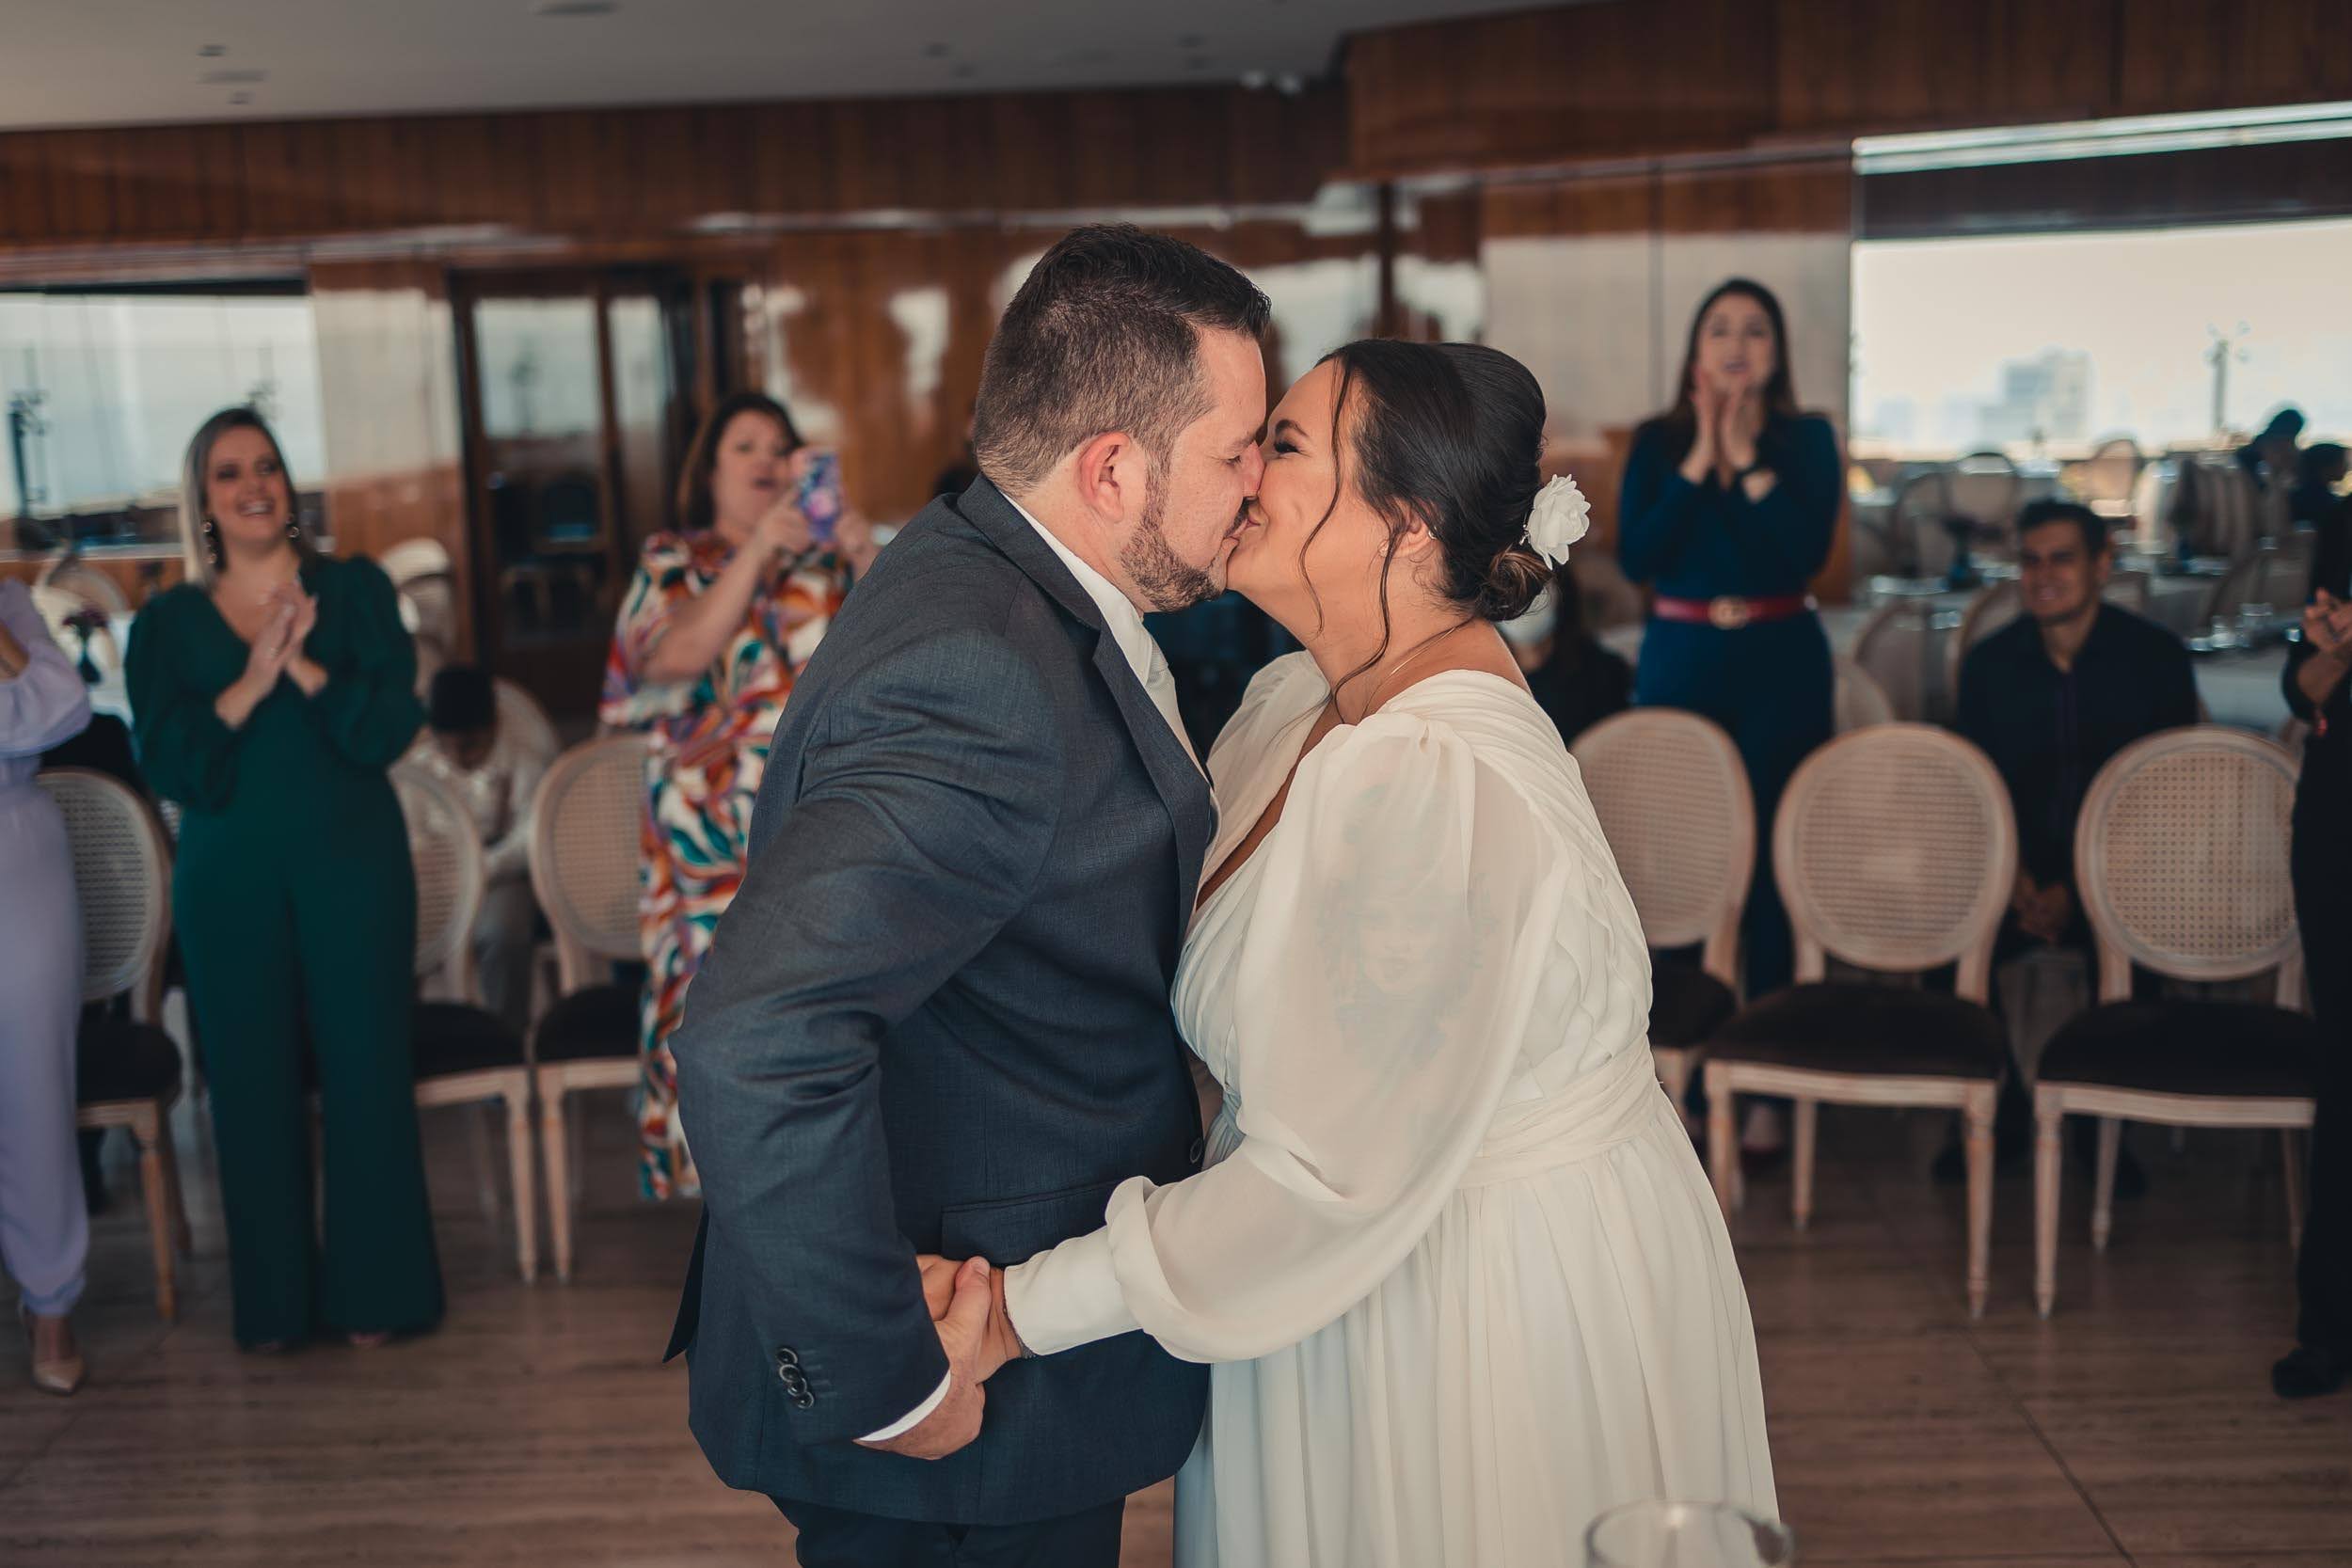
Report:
1773,724,2017,1002
1851,603,1941,721
34,768,172,1023
2073,726,2301,1006
379,536,454,587
1570,709,1754,989
2077,436,2141,511
495,677,562,767
392,761,486,995
1833,655,1896,732
1893,471,1954,578
1947,452,2022,547
397,572,460,654
1947,580,2024,693
39,558,130,615
531,732,648,991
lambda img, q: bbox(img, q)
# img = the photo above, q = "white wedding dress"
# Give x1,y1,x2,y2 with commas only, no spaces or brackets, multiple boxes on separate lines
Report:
1007,653,1776,1567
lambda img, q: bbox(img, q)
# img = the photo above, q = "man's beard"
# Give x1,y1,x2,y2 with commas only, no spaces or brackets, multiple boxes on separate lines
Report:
1119,463,1224,613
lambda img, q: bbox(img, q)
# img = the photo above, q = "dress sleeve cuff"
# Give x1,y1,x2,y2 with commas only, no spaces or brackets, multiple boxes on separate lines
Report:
856,1371,953,1443
1003,1224,1135,1357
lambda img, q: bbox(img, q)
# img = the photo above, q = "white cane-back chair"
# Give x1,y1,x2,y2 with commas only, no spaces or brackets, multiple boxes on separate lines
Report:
1833,656,1896,733
38,556,131,615
1702,726,2017,1317
1851,602,1947,722
38,768,191,1323
528,733,650,1280
393,763,539,1280
2032,728,2312,1318
494,678,562,767
1571,710,1755,1110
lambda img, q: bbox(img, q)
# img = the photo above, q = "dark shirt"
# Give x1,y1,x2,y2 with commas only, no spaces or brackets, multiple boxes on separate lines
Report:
42,710,147,797
1957,605,2201,886
1527,638,1632,747
2284,500,2352,788
1617,412,1842,600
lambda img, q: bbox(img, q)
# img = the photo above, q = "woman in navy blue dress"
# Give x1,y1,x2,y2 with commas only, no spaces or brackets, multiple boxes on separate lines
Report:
1619,278,1841,1158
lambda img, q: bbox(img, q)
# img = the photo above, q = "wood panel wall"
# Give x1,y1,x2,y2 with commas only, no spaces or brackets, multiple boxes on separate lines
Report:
1350,0,2352,176
0,83,1347,252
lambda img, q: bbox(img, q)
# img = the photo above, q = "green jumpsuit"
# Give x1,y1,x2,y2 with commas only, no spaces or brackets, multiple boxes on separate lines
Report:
127,555,443,1348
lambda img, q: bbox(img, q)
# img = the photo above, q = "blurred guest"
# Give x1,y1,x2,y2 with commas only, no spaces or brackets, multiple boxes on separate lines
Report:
601,392,878,1198
414,666,545,1033
1501,566,1630,746
127,407,441,1351
2237,406,2305,494
2277,506,2352,1400
1619,277,1840,1159
1951,501,2198,1185
1,577,93,1394
931,409,981,499
2292,442,2347,531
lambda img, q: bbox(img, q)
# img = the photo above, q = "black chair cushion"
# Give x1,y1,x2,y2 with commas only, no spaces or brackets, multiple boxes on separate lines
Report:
1707,982,2007,1081
77,1017,183,1105
1649,963,1738,1048
414,1001,526,1080
533,982,640,1063
2039,1000,2320,1100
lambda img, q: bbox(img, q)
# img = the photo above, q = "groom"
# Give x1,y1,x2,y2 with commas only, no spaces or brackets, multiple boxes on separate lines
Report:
663,225,1271,1566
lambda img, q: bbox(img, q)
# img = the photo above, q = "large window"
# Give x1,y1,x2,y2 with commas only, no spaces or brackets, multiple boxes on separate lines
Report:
1,288,327,521
1851,217,2352,461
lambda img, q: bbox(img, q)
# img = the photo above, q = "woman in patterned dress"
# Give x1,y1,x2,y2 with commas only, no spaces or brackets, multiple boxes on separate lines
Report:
601,392,878,1196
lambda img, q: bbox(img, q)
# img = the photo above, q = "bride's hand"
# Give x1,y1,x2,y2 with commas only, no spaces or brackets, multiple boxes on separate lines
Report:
917,1253,1026,1378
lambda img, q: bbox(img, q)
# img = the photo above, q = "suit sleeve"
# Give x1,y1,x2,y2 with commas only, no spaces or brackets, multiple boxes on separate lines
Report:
669,625,1065,1445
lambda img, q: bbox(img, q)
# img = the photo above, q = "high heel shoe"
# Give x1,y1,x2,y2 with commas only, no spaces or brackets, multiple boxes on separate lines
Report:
21,1305,86,1397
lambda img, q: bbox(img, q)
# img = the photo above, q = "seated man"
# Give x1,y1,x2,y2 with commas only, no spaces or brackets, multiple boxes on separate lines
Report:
414,668,546,1033
1947,500,2201,1181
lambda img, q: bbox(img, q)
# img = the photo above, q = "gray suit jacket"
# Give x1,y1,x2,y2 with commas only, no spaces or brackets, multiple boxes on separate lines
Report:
665,477,1215,1526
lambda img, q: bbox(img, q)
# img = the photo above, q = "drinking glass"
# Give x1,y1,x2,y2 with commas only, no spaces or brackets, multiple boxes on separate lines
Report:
1585,1500,1797,1568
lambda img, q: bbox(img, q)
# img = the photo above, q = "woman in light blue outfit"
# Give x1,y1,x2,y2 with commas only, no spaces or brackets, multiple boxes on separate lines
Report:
0,578,93,1394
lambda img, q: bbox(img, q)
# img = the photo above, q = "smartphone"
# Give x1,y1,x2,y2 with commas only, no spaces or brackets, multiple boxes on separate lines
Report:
795,451,844,546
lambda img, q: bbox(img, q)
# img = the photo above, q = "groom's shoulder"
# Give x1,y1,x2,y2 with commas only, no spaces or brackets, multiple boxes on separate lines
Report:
824,499,1066,669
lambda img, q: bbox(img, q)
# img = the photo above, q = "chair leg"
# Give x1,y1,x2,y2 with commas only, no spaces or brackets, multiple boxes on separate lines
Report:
2091,1117,2122,1252
469,1103,501,1229
131,1105,179,1324
567,1092,589,1208
1790,1098,1819,1232
541,1077,576,1283
1704,1065,1739,1220
156,1109,195,1258
2035,1091,2063,1319
2282,1128,2307,1248
505,1082,539,1283
1963,1085,1995,1320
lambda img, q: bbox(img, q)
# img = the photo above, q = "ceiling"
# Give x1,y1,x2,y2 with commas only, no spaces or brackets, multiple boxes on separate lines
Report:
0,1,1571,133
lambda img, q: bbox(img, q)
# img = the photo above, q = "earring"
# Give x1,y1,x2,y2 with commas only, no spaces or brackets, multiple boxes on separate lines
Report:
201,515,222,569
286,519,301,541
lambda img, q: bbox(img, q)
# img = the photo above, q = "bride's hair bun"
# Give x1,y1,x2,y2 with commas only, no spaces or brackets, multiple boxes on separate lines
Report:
1320,340,1551,624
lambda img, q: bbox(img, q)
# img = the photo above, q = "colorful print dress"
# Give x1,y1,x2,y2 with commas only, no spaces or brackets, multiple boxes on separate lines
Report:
601,531,850,1197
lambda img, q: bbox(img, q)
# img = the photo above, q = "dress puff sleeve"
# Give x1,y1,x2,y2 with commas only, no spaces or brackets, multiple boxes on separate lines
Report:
0,579,93,757
599,533,700,731
1004,711,1576,1363
127,589,243,811
308,557,425,769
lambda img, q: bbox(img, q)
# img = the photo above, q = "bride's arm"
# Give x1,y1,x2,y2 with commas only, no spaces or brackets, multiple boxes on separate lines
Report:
1002,716,1575,1365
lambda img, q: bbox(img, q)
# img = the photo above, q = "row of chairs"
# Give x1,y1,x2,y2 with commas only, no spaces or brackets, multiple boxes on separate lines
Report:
40,729,655,1316
1570,712,2315,1319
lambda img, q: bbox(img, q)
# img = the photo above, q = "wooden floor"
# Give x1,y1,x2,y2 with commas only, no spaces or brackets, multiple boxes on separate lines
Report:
4,1094,2347,1567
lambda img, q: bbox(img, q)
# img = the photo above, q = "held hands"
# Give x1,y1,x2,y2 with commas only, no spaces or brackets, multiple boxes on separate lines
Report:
918,1253,1026,1377
856,1257,1000,1461
2011,872,2074,947
2302,590,2352,660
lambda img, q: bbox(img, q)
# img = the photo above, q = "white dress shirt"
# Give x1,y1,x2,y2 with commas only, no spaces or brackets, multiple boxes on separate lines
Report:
859,496,1203,1445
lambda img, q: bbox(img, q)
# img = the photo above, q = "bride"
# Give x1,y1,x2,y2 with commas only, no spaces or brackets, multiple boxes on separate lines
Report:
950,340,1775,1565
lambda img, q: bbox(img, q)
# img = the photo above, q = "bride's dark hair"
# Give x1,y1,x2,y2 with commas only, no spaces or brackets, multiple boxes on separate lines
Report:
1301,340,1551,692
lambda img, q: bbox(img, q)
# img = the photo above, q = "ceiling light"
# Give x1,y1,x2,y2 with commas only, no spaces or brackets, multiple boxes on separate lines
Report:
230,92,253,105
922,41,950,58
201,70,268,85
531,0,618,16
198,43,227,57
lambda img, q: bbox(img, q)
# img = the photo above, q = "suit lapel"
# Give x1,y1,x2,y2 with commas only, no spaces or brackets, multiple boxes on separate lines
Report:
957,479,1216,933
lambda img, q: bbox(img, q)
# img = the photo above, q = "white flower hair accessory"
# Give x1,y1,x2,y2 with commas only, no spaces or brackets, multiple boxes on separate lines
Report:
1524,474,1590,567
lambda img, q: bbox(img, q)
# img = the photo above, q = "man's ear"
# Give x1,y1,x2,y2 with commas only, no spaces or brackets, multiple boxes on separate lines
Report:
1070,431,1143,526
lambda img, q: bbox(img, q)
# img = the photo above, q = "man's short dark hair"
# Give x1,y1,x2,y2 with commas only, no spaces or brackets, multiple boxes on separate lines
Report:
2017,499,2107,557
429,665,496,734
973,225,1270,494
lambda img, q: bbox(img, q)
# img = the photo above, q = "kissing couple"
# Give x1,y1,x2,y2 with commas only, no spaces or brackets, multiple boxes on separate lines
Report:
663,226,1777,1567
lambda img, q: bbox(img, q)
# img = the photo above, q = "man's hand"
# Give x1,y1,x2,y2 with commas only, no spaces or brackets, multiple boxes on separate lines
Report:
917,1253,1025,1378
855,1257,995,1461
2021,881,2074,945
